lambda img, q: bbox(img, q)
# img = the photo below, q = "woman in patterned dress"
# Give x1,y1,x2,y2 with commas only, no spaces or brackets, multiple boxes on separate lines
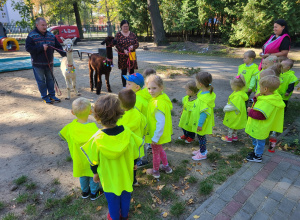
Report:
115,20,139,87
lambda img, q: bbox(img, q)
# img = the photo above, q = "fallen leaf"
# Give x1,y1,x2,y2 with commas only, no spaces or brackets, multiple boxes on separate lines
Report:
196,169,201,172
197,162,202,165
130,198,134,203
216,148,221,152
136,204,141,208
184,185,190,190
150,192,162,204
152,204,156,208
96,206,102,211
200,172,203,175
162,212,168,218
193,215,200,219
225,160,230,164
172,184,179,190
187,167,192,171
283,144,288,151
187,199,194,205
278,147,283,151
182,189,185,195
142,169,147,174
157,185,165,191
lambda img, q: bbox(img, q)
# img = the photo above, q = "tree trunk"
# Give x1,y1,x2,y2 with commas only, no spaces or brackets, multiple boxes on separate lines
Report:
147,0,167,46
210,19,214,43
73,2,84,39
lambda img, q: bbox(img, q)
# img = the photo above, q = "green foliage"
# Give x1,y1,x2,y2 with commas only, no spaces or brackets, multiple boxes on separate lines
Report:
207,152,221,163
160,0,183,32
11,0,35,28
170,202,185,217
25,183,36,190
0,201,4,210
16,193,30,204
161,187,177,200
2,213,17,220
25,204,37,215
187,176,198,184
199,179,213,195
14,175,27,185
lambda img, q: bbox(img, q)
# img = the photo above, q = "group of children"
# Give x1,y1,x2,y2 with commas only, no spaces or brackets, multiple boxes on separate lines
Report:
59,51,298,219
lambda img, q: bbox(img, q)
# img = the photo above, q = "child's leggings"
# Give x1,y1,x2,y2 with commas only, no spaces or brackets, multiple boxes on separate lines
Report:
228,128,237,138
151,144,168,171
197,134,206,153
105,190,131,220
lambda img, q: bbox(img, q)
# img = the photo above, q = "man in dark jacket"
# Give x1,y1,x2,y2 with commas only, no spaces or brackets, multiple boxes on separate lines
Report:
26,17,66,104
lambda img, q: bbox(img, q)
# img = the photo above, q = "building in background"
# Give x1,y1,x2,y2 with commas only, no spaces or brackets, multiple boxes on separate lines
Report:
0,0,23,24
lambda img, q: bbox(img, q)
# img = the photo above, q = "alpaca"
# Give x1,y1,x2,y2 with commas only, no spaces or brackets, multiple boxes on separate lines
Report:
60,37,80,100
89,36,115,95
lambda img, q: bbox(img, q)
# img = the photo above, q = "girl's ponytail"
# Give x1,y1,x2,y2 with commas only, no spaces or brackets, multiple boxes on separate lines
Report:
196,72,213,93
209,84,214,94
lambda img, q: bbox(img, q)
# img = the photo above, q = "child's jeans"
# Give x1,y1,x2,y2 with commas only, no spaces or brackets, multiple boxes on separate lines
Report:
105,190,131,219
79,176,99,194
251,137,266,157
151,144,168,171
197,134,206,153
183,129,195,139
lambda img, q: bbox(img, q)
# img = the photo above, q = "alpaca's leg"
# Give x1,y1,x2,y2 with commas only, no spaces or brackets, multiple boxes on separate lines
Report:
89,64,94,92
65,76,72,100
71,74,80,96
96,71,102,95
105,69,112,92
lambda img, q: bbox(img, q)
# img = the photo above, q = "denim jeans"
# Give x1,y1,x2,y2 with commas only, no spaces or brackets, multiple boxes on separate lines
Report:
79,176,99,194
183,129,196,139
32,65,55,99
105,191,131,220
251,137,266,157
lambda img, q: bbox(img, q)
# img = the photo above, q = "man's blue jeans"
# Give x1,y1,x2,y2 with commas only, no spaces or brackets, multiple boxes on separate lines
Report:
79,176,99,194
251,137,266,157
32,65,55,99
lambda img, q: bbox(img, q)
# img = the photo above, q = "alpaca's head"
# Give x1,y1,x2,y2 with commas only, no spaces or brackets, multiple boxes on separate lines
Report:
60,37,76,52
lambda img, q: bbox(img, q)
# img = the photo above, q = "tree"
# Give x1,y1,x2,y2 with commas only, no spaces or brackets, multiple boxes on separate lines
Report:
147,0,167,45
11,0,35,28
180,0,198,40
158,0,182,33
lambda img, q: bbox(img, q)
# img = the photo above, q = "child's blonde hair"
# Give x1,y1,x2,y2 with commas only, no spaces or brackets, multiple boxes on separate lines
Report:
260,75,280,92
264,55,278,64
72,97,91,118
146,74,164,88
195,72,214,94
94,94,124,126
185,81,199,94
230,75,246,91
118,88,136,110
277,56,288,63
283,59,294,69
268,64,281,77
143,68,156,78
244,50,256,59
260,69,276,78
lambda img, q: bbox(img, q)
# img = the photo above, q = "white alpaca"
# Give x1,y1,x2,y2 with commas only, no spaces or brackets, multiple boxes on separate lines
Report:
60,37,80,100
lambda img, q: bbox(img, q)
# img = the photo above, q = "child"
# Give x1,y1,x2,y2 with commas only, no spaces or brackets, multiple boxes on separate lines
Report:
190,72,216,161
237,50,259,96
141,68,157,101
178,81,199,143
222,75,248,142
246,75,285,162
145,75,173,178
124,72,148,117
59,97,102,200
81,94,143,220
278,59,299,108
117,89,147,183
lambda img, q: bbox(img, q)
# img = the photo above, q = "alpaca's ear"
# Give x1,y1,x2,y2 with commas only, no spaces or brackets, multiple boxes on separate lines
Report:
72,37,77,43
60,37,65,42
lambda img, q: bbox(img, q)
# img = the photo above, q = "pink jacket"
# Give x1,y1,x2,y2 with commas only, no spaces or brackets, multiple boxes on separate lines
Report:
259,34,291,70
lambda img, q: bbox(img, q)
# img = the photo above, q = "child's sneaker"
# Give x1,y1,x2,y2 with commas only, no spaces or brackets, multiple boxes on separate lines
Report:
192,152,207,161
90,188,104,201
178,135,187,140
232,136,238,141
159,164,173,174
136,159,148,168
81,190,90,199
246,154,262,163
192,149,200,155
50,96,61,103
133,179,139,186
147,144,152,150
221,136,232,142
146,168,160,178
42,97,54,104
185,137,194,144
107,213,113,220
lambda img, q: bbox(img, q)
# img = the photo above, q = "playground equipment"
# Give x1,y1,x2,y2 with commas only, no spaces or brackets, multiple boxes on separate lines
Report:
0,23,19,51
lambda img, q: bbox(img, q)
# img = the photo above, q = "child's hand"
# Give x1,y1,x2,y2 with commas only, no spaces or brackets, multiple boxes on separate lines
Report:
93,174,100,183
255,93,260,98
197,126,202,132
285,93,289,96
247,107,251,112
248,88,252,93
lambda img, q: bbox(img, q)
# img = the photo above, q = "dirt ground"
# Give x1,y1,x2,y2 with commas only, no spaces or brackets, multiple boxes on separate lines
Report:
0,41,299,219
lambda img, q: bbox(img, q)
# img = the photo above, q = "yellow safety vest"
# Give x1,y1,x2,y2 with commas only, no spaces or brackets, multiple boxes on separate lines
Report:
178,95,198,132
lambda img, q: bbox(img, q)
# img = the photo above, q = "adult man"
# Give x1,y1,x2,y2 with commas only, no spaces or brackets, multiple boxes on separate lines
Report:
26,17,66,104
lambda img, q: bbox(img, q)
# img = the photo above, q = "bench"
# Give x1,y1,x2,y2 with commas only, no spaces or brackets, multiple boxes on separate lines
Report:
73,48,107,60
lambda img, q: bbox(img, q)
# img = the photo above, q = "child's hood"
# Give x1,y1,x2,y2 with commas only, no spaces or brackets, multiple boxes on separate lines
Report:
198,92,216,108
66,120,98,144
157,93,173,110
236,91,249,102
96,127,134,160
258,93,285,109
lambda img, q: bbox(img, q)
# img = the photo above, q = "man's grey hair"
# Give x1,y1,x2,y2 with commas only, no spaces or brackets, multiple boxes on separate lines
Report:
35,17,46,25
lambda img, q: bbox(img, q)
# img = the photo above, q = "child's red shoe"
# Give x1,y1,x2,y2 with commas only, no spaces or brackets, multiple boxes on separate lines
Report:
221,136,232,143
178,135,187,140
232,136,238,141
185,137,194,143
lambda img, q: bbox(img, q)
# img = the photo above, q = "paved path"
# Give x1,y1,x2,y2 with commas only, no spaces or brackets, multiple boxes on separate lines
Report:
187,150,300,220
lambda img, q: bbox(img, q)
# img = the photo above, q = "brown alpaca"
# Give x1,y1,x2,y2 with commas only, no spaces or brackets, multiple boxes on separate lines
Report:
89,36,115,95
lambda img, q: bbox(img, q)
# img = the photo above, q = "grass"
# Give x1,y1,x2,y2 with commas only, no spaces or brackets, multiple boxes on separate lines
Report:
172,163,187,182
2,213,17,220
187,176,198,184
155,65,200,77
284,100,300,125
66,156,72,162
53,178,60,185
14,175,27,185
25,204,37,215
207,152,221,163
170,202,185,217
199,179,214,195
25,183,36,190
161,187,177,200
15,193,30,204
0,201,4,210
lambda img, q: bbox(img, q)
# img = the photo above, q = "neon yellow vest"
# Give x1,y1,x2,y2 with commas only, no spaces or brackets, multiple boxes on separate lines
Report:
278,70,299,101
145,93,173,144
139,87,152,102
245,93,285,139
135,90,149,117
189,92,216,135
223,91,248,130
117,108,147,157
178,96,198,132
81,127,143,196
59,119,98,177
238,63,259,92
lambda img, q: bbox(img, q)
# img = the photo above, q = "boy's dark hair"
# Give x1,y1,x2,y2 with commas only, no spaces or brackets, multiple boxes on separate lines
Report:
260,75,280,92
245,50,256,59
118,88,136,110
185,81,199,94
196,72,214,94
94,94,124,127
143,68,156,78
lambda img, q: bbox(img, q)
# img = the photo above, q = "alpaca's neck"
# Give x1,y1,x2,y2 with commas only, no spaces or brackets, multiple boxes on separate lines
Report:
66,51,73,66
